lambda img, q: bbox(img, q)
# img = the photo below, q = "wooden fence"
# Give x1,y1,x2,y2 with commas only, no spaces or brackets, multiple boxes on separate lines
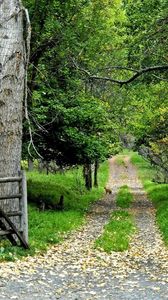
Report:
0,171,29,248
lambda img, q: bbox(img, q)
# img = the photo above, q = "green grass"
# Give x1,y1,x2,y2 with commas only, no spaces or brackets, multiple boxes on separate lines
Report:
115,155,125,166
0,208,83,261
95,210,135,252
27,162,109,212
130,152,168,246
116,185,133,208
0,161,109,261
131,152,155,184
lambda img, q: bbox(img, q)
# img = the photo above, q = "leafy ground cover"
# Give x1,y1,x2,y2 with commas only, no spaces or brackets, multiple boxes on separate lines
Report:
95,210,135,252
116,185,133,208
131,152,168,246
0,162,109,261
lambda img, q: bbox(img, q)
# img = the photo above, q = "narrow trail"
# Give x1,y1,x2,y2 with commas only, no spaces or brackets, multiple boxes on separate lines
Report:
0,156,168,300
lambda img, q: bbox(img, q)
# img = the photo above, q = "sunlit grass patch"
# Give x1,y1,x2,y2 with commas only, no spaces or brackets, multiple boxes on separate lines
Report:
116,185,133,208
95,210,135,252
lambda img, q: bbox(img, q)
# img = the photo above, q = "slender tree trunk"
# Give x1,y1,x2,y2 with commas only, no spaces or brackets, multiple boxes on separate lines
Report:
0,1,27,226
88,163,92,190
94,160,99,187
83,163,92,190
28,158,34,171
38,159,43,173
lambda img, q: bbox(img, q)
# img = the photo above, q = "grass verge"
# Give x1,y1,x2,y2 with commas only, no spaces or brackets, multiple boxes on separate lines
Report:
95,210,135,252
116,185,133,208
0,161,109,261
130,152,168,246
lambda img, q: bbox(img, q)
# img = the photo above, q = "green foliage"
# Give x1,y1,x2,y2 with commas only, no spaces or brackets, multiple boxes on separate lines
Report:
95,210,135,252
118,81,168,179
131,152,168,246
116,185,133,208
125,0,168,68
34,96,111,165
22,0,128,162
22,0,168,175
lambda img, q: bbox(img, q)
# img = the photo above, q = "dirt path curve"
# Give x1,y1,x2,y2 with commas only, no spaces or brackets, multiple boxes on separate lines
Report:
0,156,168,300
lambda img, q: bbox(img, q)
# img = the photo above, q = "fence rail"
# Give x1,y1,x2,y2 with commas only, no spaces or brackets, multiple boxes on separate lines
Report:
0,171,28,248
0,194,22,200
0,177,22,183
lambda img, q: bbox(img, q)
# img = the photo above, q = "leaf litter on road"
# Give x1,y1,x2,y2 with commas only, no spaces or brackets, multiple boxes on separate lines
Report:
0,156,168,299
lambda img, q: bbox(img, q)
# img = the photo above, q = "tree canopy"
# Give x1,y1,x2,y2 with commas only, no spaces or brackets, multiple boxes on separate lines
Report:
22,0,168,180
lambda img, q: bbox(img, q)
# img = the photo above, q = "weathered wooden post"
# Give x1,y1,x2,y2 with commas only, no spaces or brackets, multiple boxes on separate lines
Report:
21,171,28,243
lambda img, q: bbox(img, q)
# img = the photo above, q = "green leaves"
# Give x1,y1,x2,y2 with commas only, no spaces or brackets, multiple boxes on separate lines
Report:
22,0,168,174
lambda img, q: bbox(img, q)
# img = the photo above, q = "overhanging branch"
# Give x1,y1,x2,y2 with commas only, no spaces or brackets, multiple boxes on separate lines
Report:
93,65,168,85
73,60,168,85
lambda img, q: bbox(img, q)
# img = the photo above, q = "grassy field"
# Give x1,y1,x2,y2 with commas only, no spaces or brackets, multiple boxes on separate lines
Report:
0,161,109,261
95,210,135,252
130,152,168,246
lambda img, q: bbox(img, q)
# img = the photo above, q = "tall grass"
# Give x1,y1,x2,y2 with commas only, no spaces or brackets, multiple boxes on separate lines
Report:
131,152,168,246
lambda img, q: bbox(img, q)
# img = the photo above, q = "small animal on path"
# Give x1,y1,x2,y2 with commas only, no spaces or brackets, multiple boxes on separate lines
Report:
104,187,112,194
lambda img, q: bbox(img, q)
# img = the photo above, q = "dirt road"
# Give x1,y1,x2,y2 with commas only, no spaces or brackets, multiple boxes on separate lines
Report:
0,156,168,299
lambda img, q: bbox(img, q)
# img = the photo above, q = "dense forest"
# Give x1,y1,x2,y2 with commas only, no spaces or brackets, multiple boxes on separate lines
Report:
21,0,168,186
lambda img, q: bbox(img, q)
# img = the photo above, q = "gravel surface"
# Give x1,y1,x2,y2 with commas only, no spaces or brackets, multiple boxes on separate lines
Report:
0,156,168,300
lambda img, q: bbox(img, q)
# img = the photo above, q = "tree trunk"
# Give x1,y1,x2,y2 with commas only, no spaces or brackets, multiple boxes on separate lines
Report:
28,158,34,171
0,0,27,227
83,164,92,190
94,160,99,187
88,164,92,189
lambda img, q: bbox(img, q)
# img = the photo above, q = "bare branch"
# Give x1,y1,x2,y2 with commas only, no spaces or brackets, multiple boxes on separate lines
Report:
22,7,43,159
152,74,168,81
75,63,168,85
95,66,138,73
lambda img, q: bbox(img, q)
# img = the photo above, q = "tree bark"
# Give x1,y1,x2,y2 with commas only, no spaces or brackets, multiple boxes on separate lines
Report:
94,160,99,187
83,164,92,190
88,164,92,190
0,0,27,227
